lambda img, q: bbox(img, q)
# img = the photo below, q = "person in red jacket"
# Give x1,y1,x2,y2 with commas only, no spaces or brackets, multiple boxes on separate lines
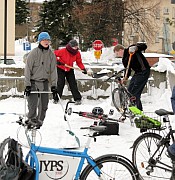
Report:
54,40,87,105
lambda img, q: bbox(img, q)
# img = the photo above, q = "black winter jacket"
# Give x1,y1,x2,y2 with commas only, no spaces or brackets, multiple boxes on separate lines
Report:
122,43,150,77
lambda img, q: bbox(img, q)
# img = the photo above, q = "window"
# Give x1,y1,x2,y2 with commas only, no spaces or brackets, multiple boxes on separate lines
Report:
155,8,160,19
172,0,175,4
172,32,175,43
155,33,160,43
172,7,175,19
163,7,169,15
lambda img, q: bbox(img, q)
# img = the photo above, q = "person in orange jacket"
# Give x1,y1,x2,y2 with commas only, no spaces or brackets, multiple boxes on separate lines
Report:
54,40,87,105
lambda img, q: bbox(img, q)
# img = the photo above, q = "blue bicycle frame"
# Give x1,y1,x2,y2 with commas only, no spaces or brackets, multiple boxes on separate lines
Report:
25,132,101,180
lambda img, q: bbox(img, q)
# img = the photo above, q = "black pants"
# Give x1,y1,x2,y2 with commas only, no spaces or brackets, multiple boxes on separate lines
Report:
57,68,82,101
128,68,150,111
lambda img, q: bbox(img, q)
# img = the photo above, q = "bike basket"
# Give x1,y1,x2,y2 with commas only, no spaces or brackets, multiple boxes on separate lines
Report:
134,116,161,129
129,106,161,129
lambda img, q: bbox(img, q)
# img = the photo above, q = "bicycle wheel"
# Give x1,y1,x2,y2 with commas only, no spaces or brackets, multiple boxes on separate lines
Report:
80,154,138,180
112,88,126,112
132,132,172,180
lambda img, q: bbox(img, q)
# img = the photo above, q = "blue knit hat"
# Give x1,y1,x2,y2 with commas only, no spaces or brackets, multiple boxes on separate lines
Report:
38,32,51,42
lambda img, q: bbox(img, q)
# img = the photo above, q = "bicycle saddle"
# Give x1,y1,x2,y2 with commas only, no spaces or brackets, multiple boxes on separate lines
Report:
155,109,174,116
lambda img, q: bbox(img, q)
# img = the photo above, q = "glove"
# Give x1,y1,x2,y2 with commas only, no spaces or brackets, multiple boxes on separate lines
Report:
51,86,59,103
82,69,87,74
57,61,65,65
51,86,57,93
129,46,137,54
24,86,31,96
122,77,128,85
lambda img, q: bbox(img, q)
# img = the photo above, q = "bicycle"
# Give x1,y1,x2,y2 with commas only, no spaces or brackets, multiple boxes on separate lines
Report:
131,108,175,180
93,68,136,121
1,99,140,180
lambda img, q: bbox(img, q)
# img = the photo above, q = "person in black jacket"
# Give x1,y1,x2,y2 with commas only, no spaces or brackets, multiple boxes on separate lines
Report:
113,43,150,111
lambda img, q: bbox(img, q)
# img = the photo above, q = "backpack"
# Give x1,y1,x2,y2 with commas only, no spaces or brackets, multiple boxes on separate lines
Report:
18,161,35,180
0,137,22,180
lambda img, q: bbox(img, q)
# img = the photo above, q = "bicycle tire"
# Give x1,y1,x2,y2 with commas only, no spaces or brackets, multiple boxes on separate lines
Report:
132,132,172,180
80,154,139,180
112,88,126,112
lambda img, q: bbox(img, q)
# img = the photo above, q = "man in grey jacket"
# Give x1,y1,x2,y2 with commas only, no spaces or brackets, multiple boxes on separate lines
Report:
24,32,57,129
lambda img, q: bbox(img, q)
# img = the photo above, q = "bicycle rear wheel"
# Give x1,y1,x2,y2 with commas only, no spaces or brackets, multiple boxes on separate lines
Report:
112,88,126,112
132,132,172,180
80,154,139,180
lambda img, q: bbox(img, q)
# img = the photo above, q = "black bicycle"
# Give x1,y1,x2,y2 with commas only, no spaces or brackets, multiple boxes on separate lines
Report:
93,68,136,121
132,108,175,180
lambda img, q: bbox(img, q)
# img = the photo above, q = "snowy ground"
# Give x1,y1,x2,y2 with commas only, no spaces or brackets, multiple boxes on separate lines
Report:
0,78,174,158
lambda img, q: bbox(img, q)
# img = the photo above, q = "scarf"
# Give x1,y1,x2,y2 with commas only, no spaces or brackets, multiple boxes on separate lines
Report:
66,44,78,55
38,43,49,51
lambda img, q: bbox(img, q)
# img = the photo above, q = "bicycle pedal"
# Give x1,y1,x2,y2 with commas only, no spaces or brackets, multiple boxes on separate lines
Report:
27,124,34,130
119,116,125,122
16,120,23,125
27,123,42,130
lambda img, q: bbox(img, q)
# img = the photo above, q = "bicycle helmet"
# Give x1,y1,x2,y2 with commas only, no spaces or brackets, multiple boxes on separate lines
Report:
92,107,104,115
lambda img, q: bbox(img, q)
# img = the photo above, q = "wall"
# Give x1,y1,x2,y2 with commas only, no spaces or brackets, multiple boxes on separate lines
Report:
123,0,175,54
0,0,15,56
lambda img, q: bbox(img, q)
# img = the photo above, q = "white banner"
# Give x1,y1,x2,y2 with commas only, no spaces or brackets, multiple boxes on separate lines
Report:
37,153,80,180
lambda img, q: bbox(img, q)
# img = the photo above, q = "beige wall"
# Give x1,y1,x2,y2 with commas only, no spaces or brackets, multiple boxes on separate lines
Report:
0,0,15,56
123,0,175,54
147,0,175,54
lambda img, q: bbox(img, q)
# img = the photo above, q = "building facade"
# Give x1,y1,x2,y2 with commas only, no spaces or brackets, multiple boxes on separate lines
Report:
0,0,15,56
148,0,175,54
123,0,175,54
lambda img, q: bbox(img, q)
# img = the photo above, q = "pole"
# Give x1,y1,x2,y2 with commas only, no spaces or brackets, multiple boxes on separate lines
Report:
4,0,7,64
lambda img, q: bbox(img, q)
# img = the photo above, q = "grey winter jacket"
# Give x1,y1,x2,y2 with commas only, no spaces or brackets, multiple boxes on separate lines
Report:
24,47,57,87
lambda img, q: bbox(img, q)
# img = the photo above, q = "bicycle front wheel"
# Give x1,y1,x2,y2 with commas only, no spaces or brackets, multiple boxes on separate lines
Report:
132,132,172,180
80,154,138,180
112,88,127,113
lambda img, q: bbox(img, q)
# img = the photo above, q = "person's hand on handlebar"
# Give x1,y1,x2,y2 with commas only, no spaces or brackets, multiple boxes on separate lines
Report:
122,77,128,85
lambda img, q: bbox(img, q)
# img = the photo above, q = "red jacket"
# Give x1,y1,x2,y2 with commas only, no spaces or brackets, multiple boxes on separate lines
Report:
54,47,85,72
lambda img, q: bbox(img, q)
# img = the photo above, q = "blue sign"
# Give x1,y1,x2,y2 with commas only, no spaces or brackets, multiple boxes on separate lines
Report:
23,41,31,51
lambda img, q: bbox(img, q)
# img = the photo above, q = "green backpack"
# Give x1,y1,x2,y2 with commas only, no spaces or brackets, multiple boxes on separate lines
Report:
129,106,161,129
0,137,22,180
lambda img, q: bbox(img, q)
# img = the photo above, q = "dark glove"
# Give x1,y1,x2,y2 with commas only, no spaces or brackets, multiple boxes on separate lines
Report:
82,69,87,74
24,86,31,96
51,86,59,103
57,61,65,65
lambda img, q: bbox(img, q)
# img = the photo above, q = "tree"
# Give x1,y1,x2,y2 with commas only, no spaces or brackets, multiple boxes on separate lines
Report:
15,0,29,25
36,0,77,49
73,0,160,49
72,0,124,50
123,0,161,45
36,0,160,50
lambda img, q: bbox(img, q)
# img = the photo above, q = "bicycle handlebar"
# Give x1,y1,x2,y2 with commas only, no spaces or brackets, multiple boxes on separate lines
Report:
80,125,107,132
105,68,125,82
16,117,29,127
30,91,53,94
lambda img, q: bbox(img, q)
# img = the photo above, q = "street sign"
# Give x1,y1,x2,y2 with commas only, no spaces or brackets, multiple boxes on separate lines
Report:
94,50,102,59
23,41,31,51
92,40,103,51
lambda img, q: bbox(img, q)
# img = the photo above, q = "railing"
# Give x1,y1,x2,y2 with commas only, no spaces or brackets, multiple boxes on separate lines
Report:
0,73,167,100
0,76,115,99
